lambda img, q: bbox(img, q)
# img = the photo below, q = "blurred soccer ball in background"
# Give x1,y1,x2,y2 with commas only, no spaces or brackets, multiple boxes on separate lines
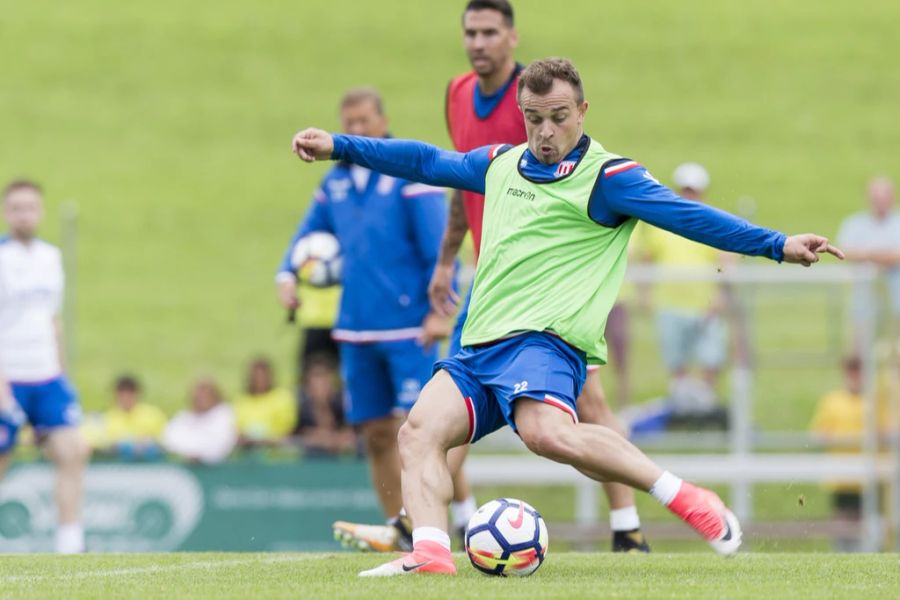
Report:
290,232,342,288
465,497,548,577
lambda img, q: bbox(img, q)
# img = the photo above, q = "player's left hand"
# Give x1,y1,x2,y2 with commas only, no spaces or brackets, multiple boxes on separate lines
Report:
419,313,453,349
782,234,845,267
292,128,334,162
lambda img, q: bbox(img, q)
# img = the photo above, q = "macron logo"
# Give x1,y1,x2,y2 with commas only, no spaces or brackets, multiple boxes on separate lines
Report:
506,187,536,201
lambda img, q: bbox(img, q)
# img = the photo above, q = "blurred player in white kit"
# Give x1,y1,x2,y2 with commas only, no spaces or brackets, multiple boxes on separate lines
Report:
0,179,90,553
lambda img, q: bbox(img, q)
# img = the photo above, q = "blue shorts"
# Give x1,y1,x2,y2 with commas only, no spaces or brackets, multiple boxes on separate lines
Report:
447,286,472,357
435,332,587,444
340,339,438,425
0,376,81,453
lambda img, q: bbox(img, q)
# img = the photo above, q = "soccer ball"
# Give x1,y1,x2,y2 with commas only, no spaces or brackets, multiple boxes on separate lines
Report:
290,232,342,288
465,498,548,577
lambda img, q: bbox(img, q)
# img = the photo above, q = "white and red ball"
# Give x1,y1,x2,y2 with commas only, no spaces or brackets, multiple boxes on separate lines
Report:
465,498,548,577
290,232,342,288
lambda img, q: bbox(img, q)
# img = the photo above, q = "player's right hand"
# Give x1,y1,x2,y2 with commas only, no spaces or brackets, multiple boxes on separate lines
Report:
292,128,334,162
782,234,845,267
277,279,300,311
428,264,459,317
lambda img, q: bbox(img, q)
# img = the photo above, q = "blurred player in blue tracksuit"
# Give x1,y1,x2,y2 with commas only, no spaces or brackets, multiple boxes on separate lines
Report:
276,88,470,552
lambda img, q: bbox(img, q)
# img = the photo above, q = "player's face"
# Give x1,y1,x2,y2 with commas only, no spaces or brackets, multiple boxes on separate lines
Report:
3,188,43,241
519,80,588,165
340,100,389,139
462,9,517,77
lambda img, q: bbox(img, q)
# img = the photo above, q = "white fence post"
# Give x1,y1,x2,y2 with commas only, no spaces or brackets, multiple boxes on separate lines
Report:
730,366,753,522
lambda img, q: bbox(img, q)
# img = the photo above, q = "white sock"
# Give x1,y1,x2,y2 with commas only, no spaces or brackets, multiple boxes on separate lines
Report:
649,471,683,506
55,522,85,554
450,496,478,530
609,506,641,532
412,527,451,551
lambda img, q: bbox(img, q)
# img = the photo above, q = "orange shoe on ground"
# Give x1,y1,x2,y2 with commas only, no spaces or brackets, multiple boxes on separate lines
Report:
358,540,457,577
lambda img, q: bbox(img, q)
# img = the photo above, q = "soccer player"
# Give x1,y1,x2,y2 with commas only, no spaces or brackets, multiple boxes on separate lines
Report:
429,0,650,551
0,179,90,554
291,58,843,576
277,88,474,552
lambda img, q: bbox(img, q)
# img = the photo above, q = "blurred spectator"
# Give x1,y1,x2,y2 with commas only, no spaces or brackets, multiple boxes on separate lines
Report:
836,177,900,343
163,378,237,464
277,260,341,384
638,163,730,425
605,236,644,408
234,356,297,446
810,356,866,551
296,285,341,378
295,354,357,457
82,374,167,460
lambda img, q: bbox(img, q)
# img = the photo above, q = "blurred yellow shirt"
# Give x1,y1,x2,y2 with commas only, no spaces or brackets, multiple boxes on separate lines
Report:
810,387,892,492
637,223,720,312
296,266,340,329
82,403,168,448
234,388,297,441
810,390,864,492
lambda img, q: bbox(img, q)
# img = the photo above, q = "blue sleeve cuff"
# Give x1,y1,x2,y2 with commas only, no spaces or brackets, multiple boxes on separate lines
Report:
331,134,347,159
770,232,787,263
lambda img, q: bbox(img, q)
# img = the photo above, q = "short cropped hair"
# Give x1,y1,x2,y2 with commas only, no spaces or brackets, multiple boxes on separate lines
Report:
842,356,863,372
340,87,385,115
3,179,42,200
115,374,141,393
518,58,585,104
464,0,514,26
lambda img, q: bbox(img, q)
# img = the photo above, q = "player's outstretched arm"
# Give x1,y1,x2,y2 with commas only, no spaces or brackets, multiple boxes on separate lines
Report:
782,234,844,267
596,161,841,265
292,129,490,194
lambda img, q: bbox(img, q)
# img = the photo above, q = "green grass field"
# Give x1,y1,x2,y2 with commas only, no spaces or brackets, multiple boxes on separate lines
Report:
2,0,898,417
0,553,897,599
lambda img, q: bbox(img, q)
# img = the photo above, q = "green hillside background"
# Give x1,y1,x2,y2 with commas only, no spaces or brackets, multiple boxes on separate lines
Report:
2,0,897,417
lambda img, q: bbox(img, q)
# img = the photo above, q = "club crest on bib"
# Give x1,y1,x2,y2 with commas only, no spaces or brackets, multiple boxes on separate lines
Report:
554,161,576,178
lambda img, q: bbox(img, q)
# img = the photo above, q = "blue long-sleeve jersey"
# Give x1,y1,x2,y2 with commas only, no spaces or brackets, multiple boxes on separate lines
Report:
278,164,447,341
329,134,787,261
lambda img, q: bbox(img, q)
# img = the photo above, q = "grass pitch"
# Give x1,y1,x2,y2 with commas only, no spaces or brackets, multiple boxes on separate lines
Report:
0,553,897,599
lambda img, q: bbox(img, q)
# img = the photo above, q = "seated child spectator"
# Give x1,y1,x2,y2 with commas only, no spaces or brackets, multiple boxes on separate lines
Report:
163,377,237,464
234,356,296,446
295,354,357,457
810,356,880,552
82,374,167,460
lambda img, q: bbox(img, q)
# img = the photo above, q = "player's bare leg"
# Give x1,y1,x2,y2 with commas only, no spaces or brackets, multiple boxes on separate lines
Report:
577,369,650,552
334,418,476,554
359,370,468,576
43,427,90,554
361,416,404,518
514,399,742,556
447,444,476,543
333,415,410,552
